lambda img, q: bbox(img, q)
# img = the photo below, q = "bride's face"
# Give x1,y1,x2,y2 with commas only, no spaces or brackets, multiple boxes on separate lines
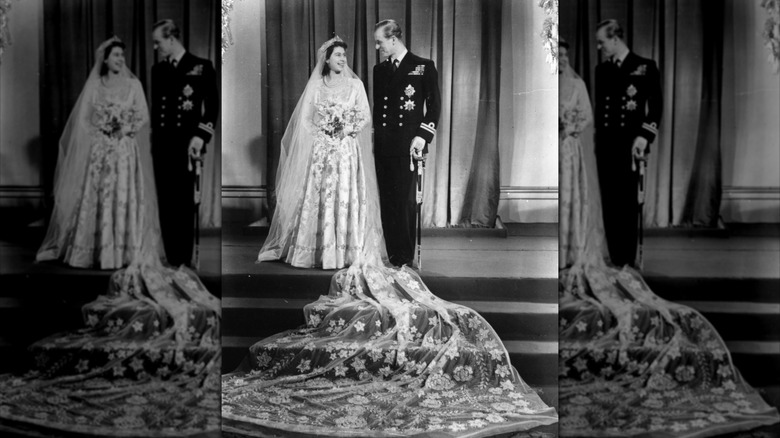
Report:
105,47,126,74
559,46,570,72
326,47,347,74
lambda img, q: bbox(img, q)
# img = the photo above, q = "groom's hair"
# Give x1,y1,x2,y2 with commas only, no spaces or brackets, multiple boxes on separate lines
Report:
375,19,403,41
153,19,181,40
596,19,623,40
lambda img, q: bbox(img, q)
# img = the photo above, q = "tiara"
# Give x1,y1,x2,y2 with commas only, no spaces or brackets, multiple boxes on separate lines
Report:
318,36,344,54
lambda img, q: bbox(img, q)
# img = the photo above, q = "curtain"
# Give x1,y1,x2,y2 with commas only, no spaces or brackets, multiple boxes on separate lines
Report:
263,0,517,228
560,0,725,227
41,0,221,227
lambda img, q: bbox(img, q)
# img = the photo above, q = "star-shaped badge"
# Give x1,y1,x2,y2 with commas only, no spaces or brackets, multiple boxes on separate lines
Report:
403,100,416,111
183,85,194,97
626,100,637,111
626,85,637,97
404,84,415,98
182,100,194,111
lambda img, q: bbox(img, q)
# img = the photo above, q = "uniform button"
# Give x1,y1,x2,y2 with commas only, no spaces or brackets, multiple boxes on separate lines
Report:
382,123,386,126
178,114,181,118
399,115,403,118
384,97,388,100
400,97,404,100
605,114,609,118
399,123,403,126
162,105,166,109
161,122,165,127
400,106,403,109
622,96,626,100
604,123,609,127
621,114,625,118
606,96,610,101
162,96,166,101
620,123,625,127
161,114,165,118
383,114,386,118
177,123,181,127
605,105,609,109
383,105,387,109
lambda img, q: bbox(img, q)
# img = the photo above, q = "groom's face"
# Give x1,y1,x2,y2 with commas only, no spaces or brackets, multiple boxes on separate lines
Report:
374,29,394,59
152,28,175,59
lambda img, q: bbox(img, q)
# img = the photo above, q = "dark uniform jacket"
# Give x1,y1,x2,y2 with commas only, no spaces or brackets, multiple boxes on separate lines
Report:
151,52,218,150
595,52,662,151
373,52,441,157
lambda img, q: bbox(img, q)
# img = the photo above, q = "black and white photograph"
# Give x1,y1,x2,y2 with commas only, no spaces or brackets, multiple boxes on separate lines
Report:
0,1,222,436
219,0,559,436
558,0,780,437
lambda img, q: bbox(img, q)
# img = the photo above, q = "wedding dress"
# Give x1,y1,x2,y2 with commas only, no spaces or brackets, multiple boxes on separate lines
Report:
222,37,558,437
35,42,164,270
558,63,779,437
0,37,221,437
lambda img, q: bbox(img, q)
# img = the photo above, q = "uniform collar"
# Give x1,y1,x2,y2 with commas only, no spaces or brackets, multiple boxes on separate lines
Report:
612,48,629,65
391,49,408,66
169,49,186,66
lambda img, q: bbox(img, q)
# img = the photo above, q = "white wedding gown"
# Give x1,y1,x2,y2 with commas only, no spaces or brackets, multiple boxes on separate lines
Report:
0,38,221,437
223,39,558,438
558,69,779,437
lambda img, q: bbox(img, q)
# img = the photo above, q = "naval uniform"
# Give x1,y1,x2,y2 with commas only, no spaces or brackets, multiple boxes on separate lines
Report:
373,51,441,266
595,51,662,267
151,52,218,267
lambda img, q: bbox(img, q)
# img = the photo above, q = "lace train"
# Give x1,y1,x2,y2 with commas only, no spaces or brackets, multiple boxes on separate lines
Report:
223,265,557,437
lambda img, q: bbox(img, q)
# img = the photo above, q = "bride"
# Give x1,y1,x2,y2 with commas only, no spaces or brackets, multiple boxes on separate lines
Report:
35,37,164,270
256,39,386,270
0,37,220,437
557,39,779,437
223,37,558,437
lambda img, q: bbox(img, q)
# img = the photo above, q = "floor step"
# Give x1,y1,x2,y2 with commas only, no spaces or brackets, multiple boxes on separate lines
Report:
222,273,556,304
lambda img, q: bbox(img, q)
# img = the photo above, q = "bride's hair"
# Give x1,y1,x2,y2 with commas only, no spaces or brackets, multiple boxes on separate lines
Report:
99,40,127,77
321,41,348,77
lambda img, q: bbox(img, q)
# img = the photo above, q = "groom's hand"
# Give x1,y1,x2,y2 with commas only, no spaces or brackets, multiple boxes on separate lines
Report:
410,136,426,160
189,137,205,160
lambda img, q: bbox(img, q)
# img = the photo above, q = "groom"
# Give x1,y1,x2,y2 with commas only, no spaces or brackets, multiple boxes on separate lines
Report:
373,19,441,267
150,19,218,267
594,19,662,267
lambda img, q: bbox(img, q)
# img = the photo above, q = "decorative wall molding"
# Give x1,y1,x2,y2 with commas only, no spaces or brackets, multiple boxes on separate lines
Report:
221,185,559,201
722,186,780,201
0,186,45,199
721,186,780,223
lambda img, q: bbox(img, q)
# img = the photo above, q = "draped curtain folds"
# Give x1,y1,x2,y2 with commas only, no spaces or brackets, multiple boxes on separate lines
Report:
560,0,725,227
41,0,220,227
264,0,521,227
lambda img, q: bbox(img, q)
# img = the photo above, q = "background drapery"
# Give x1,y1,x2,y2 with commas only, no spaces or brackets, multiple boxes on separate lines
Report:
40,0,221,227
561,0,780,227
243,0,556,228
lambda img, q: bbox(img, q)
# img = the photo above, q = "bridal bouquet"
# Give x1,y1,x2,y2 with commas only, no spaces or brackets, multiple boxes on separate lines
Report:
93,101,145,139
315,100,367,141
560,105,588,138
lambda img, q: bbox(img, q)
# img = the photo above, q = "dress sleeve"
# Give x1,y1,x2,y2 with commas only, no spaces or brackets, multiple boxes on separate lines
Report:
353,79,372,134
302,86,320,134
574,78,593,134
130,79,150,134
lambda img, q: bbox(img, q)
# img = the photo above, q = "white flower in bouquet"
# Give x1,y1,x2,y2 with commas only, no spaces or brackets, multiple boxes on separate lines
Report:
93,101,144,139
